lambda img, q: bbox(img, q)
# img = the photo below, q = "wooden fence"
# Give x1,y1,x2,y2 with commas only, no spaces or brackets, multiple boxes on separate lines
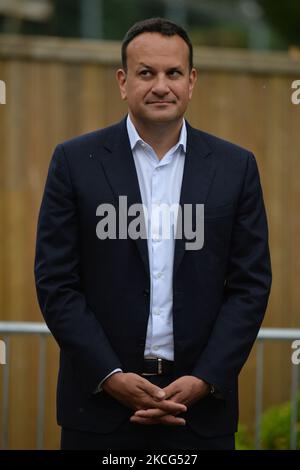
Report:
0,35,300,449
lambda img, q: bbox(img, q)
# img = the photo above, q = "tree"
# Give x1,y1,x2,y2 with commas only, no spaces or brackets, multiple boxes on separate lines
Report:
258,0,300,46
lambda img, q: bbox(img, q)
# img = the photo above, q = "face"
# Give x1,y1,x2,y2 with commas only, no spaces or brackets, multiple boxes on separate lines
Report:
117,32,197,126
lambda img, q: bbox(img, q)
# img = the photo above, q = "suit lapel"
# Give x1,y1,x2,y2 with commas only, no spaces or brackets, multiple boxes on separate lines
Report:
173,123,216,276
99,118,150,277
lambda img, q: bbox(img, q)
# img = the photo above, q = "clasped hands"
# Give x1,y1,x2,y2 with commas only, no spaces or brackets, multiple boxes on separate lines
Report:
102,372,210,426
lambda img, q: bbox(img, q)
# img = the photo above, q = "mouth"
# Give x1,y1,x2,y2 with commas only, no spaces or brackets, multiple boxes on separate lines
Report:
147,101,175,105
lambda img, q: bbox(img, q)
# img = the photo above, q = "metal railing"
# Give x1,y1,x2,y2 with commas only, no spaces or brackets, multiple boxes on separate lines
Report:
255,328,300,450
0,322,299,450
0,322,50,450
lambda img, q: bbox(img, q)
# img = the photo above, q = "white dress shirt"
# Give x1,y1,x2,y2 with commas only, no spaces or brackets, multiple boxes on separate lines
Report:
98,115,186,390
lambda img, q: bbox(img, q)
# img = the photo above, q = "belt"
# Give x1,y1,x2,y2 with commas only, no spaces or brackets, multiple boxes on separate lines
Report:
142,358,174,376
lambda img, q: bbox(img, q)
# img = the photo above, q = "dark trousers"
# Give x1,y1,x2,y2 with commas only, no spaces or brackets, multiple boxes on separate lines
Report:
61,423,235,450
61,374,235,450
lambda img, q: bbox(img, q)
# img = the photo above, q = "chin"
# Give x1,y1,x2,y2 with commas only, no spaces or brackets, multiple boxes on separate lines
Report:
146,112,179,123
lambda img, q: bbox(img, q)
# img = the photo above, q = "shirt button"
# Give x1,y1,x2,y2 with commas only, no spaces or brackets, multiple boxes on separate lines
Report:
153,309,160,315
143,288,150,297
153,346,159,351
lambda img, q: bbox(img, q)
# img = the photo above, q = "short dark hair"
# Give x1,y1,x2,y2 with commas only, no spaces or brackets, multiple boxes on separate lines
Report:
121,17,193,72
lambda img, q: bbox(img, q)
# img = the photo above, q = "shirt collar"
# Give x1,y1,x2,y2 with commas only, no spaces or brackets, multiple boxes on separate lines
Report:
126,114,187,154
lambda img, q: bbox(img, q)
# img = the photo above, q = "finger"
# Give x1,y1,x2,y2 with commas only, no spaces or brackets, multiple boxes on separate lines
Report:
150,399,187,414
130,415,186,426
139,401,185,415
134,408,182,418
157,415,186,426
164,392,182,403
139,380,166,400
162,383,180,400
134,408,166,418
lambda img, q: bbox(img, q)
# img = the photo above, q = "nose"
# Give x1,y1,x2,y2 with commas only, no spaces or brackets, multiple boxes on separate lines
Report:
151,74,170,97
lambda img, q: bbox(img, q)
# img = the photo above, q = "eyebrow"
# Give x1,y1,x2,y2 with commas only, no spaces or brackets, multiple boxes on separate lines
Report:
138,63,184,71
138,63,153,69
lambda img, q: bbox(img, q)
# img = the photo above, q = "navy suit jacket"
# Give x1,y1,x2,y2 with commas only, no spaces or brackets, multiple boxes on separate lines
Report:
34,117,272,437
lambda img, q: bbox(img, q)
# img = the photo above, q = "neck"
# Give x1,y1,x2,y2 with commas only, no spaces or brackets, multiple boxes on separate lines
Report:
129,113,183,160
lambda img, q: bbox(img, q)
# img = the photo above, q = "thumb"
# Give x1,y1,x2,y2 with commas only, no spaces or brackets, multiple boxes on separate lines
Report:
161,384,174,400
154,389,166,400
148,384,166,400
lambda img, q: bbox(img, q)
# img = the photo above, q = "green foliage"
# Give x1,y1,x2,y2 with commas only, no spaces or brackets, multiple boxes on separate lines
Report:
235,424,253,450
259,0,300,46
260,394,300,450
236,394,300,450
190,25,248,48
3,0,300,50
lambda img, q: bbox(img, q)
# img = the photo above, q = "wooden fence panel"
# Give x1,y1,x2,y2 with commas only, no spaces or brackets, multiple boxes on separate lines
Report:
0,35,300,448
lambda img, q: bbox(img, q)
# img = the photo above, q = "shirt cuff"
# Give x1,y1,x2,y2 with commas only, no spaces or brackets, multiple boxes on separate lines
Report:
94,368,123,393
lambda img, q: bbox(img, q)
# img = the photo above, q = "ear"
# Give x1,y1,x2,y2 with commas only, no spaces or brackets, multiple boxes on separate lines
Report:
116,68,127,100
188,68,197,100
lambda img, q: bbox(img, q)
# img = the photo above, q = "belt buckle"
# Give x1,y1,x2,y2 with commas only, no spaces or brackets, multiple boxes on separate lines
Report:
157,358,163,375
141,358,163,376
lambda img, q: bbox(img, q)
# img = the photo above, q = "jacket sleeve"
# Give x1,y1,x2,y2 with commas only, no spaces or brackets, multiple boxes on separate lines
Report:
34,144,123,394
192,152,272,398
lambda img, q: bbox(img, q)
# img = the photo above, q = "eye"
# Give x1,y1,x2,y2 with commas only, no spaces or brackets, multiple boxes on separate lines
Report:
168,70,182,78
139,69,152,77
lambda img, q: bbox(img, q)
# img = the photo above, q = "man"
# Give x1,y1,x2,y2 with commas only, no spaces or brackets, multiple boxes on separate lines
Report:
34,18,272,450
